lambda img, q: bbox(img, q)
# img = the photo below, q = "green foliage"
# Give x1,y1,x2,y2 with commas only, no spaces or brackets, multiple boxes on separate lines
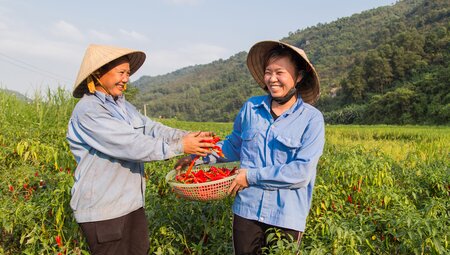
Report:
340,64,366,103
262,228,302,255
123,82,140,102
364,49,394,94
323,104,367,124
1,91,449,254
132,0,449,125
0,89,83,254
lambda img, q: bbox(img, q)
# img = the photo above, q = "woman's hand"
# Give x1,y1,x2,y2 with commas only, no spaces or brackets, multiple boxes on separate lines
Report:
228,169,249,196
174,156,194,172
182,132,215,156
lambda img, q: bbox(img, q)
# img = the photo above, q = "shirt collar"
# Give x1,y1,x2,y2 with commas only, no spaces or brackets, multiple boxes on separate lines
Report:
254,95,304,116
253,96,271,112
94,91,107,103
94,91,125,104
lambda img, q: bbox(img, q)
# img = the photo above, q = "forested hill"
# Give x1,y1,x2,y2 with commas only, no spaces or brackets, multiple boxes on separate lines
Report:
130,0,449,125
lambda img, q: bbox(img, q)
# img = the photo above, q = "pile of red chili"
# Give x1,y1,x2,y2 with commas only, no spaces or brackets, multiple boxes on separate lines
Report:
175,166,237,184
175,135,234,184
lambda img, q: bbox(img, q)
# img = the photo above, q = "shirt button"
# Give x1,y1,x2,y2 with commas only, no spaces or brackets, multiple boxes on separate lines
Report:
260,217,264,221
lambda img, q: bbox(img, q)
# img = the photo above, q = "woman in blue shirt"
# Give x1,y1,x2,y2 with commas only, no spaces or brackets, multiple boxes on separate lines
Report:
67,44,215,255
178,40,325,254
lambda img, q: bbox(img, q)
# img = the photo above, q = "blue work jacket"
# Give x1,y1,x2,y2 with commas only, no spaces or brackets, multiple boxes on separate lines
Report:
207,95,325,231
66,92,186,223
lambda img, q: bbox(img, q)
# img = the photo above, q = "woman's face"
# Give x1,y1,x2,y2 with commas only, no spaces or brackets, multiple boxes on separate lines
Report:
98,59,130,98
263,56,302,98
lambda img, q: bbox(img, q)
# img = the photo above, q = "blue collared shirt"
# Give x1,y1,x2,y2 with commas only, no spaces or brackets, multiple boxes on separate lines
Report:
205,95,325,231
67,92,187,223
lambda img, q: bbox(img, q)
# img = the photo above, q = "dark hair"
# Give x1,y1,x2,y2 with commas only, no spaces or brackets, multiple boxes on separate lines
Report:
96,55,130,77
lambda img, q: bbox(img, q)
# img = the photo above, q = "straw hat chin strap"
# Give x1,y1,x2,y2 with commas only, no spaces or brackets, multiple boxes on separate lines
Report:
272,87,297,105
87,74,113,96
86,75,96,94
86,74,128,101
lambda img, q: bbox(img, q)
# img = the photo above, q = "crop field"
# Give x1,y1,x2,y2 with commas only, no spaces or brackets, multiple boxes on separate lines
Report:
0,90,448,254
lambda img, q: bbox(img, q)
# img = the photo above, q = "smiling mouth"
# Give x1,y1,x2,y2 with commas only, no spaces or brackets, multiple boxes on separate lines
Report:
269,85,283,90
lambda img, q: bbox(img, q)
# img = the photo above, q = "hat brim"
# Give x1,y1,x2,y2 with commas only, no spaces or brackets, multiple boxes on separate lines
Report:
73,45,146,98
247,40,320,104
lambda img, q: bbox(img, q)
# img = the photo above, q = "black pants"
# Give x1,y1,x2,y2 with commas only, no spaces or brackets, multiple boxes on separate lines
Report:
233,214,302,255
79,207,149,255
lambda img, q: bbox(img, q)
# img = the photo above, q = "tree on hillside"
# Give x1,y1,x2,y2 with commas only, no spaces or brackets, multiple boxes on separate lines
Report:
366,87,425,124
341,65,366,103
364,50,394,94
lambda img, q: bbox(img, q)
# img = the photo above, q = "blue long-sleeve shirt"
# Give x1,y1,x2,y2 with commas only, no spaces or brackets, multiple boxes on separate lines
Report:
203,95,325,231
66,92,187,223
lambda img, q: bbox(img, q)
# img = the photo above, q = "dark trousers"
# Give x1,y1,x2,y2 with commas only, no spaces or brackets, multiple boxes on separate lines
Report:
232,214,302,255
79,207,149,255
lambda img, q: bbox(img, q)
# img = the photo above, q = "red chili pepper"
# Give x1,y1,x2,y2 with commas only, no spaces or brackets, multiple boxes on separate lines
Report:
200,136,220,144
185,155,200,177
217,168,230,176
183,177,195,184
55,235,62,247
212,145,225,157
210,166,218,173
175,166,237,184
193,170,207,182
204,172,220,181
194,175,207,183
201,136,225,158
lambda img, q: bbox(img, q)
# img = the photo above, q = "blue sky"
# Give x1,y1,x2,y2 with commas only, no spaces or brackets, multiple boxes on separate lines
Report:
0,0,397,96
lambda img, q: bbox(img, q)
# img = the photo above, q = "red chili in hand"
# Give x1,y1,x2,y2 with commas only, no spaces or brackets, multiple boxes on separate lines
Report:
201,135,225,158
184,136,226,176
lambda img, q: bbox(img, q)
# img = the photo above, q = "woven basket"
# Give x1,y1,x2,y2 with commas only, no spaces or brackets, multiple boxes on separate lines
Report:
165,162,239,201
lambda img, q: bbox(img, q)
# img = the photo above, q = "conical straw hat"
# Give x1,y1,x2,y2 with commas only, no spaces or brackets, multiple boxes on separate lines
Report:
73,44,146,98
247,40,320,104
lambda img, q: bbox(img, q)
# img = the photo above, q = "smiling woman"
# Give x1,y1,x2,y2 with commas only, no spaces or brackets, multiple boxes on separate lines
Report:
66,44,217,254
174,40,325,255
94,56,131,98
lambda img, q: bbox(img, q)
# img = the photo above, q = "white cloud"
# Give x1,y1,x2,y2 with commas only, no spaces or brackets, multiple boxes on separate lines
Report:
88,29,114,42
142,42,228,76
119,29,148,41
51,20,84,41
